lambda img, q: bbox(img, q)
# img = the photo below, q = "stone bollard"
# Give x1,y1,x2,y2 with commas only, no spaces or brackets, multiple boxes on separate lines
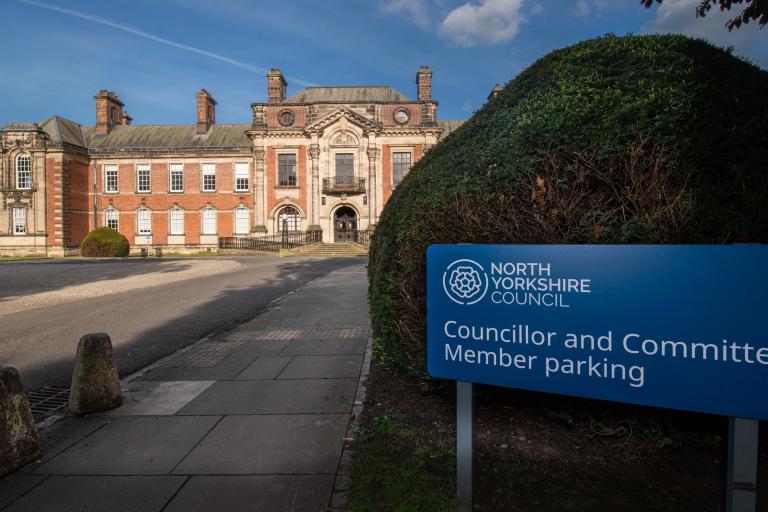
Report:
0,367,41,476
69,333,123,415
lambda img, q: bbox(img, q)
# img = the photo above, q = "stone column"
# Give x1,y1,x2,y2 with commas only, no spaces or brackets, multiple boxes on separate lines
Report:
308,139,321,229
252,147,267,234
366,145,379,226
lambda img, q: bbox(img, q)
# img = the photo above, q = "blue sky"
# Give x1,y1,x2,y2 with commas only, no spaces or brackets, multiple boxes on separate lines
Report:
1,0,766,127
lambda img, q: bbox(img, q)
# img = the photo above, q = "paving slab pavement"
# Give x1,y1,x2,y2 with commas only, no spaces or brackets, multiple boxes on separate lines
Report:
0,263,370,512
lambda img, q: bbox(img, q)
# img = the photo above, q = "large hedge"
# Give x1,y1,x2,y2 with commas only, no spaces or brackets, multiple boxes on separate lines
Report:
369,34,768,378
80,227,130,257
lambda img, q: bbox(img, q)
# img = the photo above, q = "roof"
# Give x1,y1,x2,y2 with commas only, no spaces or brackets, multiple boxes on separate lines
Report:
438,120,465,137
40,116,87,147
82,124,251,150
283,86,411,104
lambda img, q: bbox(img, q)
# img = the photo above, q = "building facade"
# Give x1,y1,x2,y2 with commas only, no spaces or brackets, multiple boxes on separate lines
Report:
0,67,463,256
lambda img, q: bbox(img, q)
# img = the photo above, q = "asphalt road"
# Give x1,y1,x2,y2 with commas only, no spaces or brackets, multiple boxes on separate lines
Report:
0,256,365,390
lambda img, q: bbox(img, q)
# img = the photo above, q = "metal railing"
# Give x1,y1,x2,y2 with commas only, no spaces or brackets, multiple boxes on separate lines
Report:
352,230,372,247
322,176,366,194
219,230,322,252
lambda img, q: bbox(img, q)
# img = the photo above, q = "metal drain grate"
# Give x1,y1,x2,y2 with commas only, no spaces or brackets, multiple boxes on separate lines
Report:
27,386,70,421
227,327,368,342
158,340,246,368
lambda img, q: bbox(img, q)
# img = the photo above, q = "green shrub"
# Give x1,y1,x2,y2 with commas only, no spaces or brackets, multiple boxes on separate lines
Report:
80,227,130,257
369,34,768,378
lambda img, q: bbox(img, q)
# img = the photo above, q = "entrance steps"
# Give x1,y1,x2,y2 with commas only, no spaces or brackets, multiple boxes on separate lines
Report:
295,243,368,257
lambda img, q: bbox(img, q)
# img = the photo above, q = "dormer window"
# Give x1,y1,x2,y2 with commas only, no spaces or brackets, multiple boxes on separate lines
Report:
15,154,31,189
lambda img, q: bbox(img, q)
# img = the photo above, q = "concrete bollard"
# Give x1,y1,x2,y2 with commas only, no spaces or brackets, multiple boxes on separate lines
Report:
69,333,123,415
0,367,41,476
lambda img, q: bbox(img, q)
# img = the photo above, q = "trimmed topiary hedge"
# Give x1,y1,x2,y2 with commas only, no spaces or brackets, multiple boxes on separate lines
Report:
80,227,130,257
369,34,768,378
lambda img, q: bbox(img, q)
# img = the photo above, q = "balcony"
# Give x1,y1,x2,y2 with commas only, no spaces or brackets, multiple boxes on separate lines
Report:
322,176,366,195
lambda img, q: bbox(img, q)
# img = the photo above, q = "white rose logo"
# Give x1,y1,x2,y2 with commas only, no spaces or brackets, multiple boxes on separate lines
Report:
442,259,489,305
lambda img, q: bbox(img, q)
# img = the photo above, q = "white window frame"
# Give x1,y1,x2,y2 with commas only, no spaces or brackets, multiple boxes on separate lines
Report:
15,154,32,190
235,162,249,192
169,163,184,192
234,207,250,234
201,208,217,235
137,208,152,235
104,164,119,193
392,150,413,186
202,163,216,192
136,164,151,193
105,208,119,231
12,207,26,235
169,208,185,235
277,153,297,187
277,206,300,232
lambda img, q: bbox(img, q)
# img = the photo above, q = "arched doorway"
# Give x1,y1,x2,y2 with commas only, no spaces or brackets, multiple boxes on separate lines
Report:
334,206,357,243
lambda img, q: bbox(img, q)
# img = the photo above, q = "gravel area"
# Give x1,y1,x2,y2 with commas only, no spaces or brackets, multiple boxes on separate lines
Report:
0,259,241,316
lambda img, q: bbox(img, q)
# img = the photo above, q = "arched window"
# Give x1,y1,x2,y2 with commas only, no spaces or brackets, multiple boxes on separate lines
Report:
277,206,300,232
201,208,217,235
105,208,119,231
169,208,185,235
137,208,152,235
15,154,31,190
234,207,250,235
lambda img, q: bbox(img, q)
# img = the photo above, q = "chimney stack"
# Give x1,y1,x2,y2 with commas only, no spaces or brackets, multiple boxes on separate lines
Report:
95,90,124,135
267,69,287,103
196,89,217,134
487,83,503,101
416,66,432,102
121,111,133,125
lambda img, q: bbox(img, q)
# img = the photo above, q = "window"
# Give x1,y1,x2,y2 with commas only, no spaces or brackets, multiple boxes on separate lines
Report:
278,154,297,187
137,209,151,235
136,164,151,193
202,208,217,235
235,163,249,191
170,163,184,192
202,163,216,192
15,154,31,190
277,206,300,232
169,209,184,235
105,164,118,193
12,207,26,235
393,152,412,185
235,208,250,234
105,209,119,231
335,153,354,179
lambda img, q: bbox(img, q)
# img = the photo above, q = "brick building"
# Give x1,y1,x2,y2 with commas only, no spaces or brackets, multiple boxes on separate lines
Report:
0,67,463,256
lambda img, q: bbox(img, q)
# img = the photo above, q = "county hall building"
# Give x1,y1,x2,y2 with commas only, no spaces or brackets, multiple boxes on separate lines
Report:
0,67,463,256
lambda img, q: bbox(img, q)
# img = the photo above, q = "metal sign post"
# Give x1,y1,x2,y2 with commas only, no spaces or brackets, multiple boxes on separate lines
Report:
457,381,474,512
727,417,759,512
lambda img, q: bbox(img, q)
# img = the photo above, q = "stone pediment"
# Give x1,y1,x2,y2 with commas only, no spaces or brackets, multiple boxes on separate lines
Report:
303,107,382,135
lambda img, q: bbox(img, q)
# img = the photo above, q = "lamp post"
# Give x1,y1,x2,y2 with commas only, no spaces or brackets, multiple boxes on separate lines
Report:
281,213,288,249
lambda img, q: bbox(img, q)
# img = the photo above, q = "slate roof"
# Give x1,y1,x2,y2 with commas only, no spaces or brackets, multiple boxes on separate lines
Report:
283,86,411,104
81,124,251,150
39,116,87,147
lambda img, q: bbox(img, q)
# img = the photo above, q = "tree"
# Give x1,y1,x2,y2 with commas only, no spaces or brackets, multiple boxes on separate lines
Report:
642,0,768,30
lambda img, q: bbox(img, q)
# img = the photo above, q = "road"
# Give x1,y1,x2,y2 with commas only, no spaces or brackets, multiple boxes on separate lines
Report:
0,256,365,390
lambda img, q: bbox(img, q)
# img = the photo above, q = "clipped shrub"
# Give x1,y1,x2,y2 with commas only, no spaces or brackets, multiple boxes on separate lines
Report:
369,34,768,378
80,227,130,257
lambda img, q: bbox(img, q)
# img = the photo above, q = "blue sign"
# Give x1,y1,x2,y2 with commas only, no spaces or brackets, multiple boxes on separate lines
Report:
427,245,768,420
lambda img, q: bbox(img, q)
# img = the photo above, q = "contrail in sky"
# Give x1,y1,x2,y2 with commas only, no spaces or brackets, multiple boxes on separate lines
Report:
18,0,315,87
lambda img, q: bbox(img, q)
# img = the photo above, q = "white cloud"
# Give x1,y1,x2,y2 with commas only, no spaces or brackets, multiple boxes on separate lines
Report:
574,0,589,17
439,0,525,47
380,0,432,29
642,0,767,69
